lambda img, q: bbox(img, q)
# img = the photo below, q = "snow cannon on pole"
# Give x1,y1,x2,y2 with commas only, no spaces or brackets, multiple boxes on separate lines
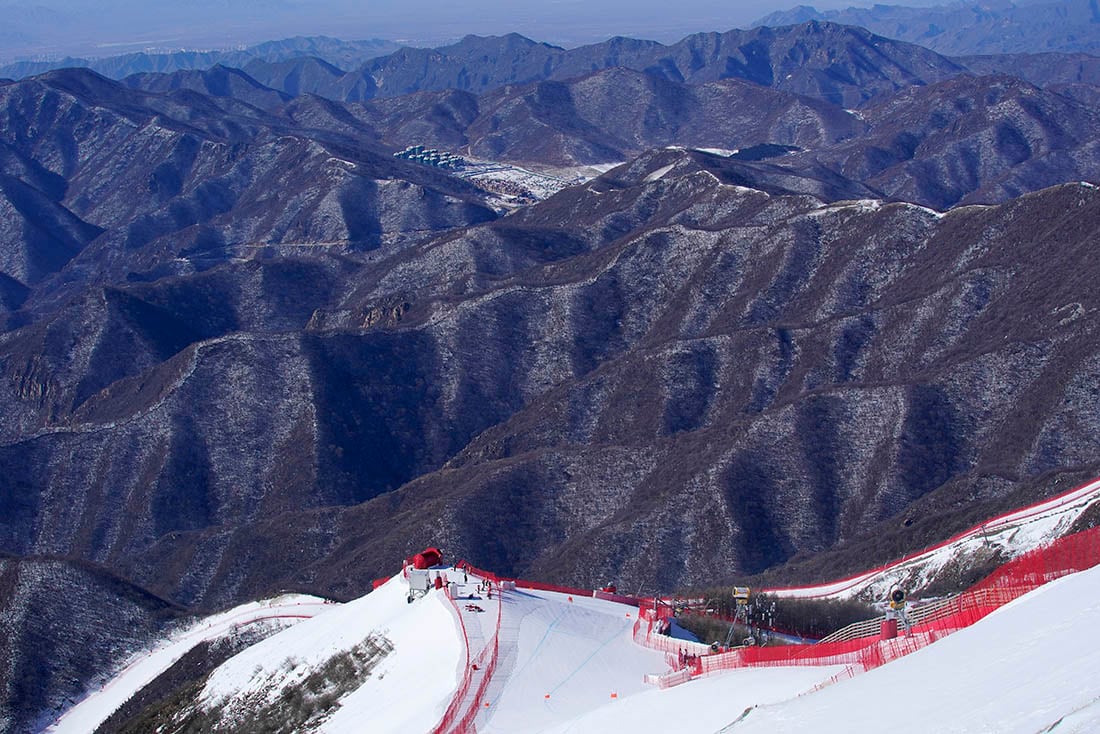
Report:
882,587,910,638
723,587,753,648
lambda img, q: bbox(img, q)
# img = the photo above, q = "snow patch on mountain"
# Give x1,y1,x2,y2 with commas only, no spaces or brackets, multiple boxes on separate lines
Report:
644,164,676,183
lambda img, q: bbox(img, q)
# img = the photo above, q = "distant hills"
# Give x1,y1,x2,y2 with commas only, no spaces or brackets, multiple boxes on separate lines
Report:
0,35,401,81
3,25,969,107
118,25,965,110
755,0,1100,56
7,0,1100,87
348,68,864,167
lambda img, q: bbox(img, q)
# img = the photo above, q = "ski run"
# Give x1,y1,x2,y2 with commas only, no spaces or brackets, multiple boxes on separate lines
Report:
44,479,1100,733
45,564,1100,733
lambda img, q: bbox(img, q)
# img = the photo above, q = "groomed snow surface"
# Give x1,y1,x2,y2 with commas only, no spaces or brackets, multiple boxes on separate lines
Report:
730,564,1100,734
202,575,462,734
47,563,1100,733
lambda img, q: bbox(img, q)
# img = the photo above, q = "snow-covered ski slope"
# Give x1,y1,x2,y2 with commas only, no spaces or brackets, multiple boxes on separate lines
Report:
479,588,671,732
766,476,1100,600
42,477,1100,733
45,556,1100,733
727,564,1100,734
204,574,463,733
46,594,330,733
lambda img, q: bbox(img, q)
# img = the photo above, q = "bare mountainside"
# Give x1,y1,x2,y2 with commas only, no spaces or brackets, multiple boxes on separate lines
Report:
352,68,1100,210
351,68,865,166
789,74,1100,209
2,56,1100,731
240,23,967,108
3,142,1100,607
0,556,186,733
118,62,1100,211
0,68,497,324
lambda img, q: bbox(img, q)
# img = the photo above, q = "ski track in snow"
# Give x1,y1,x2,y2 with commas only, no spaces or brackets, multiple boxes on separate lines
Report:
46,595,331,734
478,589,666,733
767,477,1100,600
729,565,1100,734
45,526,1100,733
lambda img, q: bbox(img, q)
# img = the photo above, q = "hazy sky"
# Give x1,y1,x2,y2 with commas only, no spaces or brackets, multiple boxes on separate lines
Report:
0,0,939,61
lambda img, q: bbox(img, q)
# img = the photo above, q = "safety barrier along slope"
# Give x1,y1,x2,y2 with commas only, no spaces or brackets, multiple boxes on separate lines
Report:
762,474,1100,600
637,524,1100,687
431,579,504,734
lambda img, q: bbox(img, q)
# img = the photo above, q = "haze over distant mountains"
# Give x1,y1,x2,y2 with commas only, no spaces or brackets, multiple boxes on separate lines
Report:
5,0,1100,80
0,36,402,83
757,0,1100,55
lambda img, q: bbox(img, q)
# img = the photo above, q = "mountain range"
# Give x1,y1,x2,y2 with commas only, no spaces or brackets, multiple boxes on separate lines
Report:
211,25,969,109
0,36,401,83
756,0,1100,56
7,0,1100,84
3,17,1100,733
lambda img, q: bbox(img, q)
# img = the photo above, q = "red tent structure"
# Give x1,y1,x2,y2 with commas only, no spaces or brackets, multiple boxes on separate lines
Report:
410,547,443,569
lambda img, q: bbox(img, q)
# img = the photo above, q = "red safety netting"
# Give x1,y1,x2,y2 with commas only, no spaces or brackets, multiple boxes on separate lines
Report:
456,561,602,600
633,608,713,657
640,525,1100,685
592,590,642,607
910,523,1100,636
431,588,503,734
761,475,1100,598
